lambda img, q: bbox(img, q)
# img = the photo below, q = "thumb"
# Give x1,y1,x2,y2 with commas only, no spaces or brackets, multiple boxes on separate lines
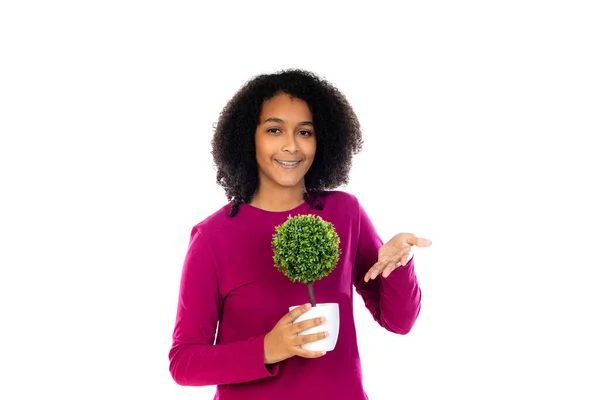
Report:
404,235,432,247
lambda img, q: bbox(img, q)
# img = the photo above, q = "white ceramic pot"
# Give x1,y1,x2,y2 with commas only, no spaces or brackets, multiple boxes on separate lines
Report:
288,303,340,351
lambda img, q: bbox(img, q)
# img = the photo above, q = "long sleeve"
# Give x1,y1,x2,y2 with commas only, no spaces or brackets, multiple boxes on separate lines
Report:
352,198,422,334
168,226,279,386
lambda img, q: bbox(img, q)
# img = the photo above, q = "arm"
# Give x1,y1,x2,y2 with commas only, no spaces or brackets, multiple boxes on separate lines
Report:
352,198,422,334
168,226,279,386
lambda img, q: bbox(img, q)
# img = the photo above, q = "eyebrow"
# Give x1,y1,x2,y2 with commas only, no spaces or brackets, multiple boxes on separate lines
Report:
263,117,314,127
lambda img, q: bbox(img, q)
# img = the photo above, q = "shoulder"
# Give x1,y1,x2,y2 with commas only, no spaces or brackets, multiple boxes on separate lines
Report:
319,190,360,209
189,202,234,240
316,190,365,223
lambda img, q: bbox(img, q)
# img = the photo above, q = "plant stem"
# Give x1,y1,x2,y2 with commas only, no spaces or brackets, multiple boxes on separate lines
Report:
307,282,316,307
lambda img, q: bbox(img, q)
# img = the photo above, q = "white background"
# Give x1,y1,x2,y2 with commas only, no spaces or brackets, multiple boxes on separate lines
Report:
1,1,599,399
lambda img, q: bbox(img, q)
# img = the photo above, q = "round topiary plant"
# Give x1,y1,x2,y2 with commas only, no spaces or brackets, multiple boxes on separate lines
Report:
272,214,341,307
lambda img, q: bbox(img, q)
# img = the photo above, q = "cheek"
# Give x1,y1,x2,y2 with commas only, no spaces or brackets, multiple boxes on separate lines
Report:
305,140,317,160
254,138,269,161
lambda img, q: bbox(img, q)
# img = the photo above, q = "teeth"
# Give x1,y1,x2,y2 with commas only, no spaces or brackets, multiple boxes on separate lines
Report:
276,160,300,166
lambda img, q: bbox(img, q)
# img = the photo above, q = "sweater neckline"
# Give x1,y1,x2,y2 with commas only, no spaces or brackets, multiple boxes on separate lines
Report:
240,200,309,215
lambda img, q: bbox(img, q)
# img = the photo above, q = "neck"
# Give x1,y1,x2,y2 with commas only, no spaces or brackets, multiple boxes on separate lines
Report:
250,183,306,212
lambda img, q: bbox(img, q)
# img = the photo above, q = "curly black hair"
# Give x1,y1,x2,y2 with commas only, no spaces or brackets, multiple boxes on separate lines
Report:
211,69,363,217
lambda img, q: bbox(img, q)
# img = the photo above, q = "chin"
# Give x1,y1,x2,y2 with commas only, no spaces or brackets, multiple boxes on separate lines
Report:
275,179,304,188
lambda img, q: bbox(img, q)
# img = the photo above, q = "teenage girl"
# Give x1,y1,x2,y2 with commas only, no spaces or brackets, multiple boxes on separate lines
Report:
168,69,432,399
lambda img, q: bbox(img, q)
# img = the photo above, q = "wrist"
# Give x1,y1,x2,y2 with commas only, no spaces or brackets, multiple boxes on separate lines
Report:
263,333,275,364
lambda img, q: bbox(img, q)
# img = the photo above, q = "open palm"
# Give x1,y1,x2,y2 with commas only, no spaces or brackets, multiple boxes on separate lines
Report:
364,233,432,282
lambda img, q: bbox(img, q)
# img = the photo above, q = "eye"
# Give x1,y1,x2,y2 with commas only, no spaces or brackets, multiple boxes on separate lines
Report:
298,130,312,136
267,128,281,134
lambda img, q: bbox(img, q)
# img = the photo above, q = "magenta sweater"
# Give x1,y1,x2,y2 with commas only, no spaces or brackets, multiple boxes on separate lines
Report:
168,191,421,399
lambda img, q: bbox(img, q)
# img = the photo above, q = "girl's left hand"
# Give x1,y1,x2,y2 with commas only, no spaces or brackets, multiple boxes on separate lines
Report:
364,233,432,282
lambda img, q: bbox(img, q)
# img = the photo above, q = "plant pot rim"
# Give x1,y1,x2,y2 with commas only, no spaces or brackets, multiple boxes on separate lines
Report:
291,302,339,307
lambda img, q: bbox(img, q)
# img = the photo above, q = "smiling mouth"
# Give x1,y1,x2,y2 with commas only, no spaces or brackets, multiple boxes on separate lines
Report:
275,160,301,167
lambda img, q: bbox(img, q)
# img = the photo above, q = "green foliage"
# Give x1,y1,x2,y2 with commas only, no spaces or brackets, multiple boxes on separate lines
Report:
272,214,341,284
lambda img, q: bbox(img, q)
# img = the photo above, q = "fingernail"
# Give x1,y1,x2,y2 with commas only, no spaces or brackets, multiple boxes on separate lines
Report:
305,303,311,309
321,351,327,356
321,317,326,323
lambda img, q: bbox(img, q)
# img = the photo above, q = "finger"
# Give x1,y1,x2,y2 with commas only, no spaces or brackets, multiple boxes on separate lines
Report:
291,317,325,334
363,266,376,282
364,262,384,282
401,253,409,266
382,254,405,277
395,251,411,267
377,257,397,277
283,303,312,324
295,348,328,359
292,330,329,346
381,263,398,278
366,257,400,281
383,250,412,277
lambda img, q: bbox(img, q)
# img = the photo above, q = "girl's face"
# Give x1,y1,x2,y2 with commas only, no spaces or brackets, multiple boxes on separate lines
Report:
254,93,317,193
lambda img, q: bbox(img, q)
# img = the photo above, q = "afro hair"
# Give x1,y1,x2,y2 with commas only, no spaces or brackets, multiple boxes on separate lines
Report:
210,69,363,217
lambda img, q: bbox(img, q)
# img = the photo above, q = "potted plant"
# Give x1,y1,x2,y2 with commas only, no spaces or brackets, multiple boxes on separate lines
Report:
272,214,342,351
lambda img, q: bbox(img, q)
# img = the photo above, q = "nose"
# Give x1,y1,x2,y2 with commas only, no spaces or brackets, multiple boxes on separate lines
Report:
281,132,299,153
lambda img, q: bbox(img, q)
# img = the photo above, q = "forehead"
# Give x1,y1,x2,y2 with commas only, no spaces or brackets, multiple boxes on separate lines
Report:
259,93,312,122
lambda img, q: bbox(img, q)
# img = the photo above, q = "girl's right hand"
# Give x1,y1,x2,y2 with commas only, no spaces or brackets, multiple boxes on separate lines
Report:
263,303,328,364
